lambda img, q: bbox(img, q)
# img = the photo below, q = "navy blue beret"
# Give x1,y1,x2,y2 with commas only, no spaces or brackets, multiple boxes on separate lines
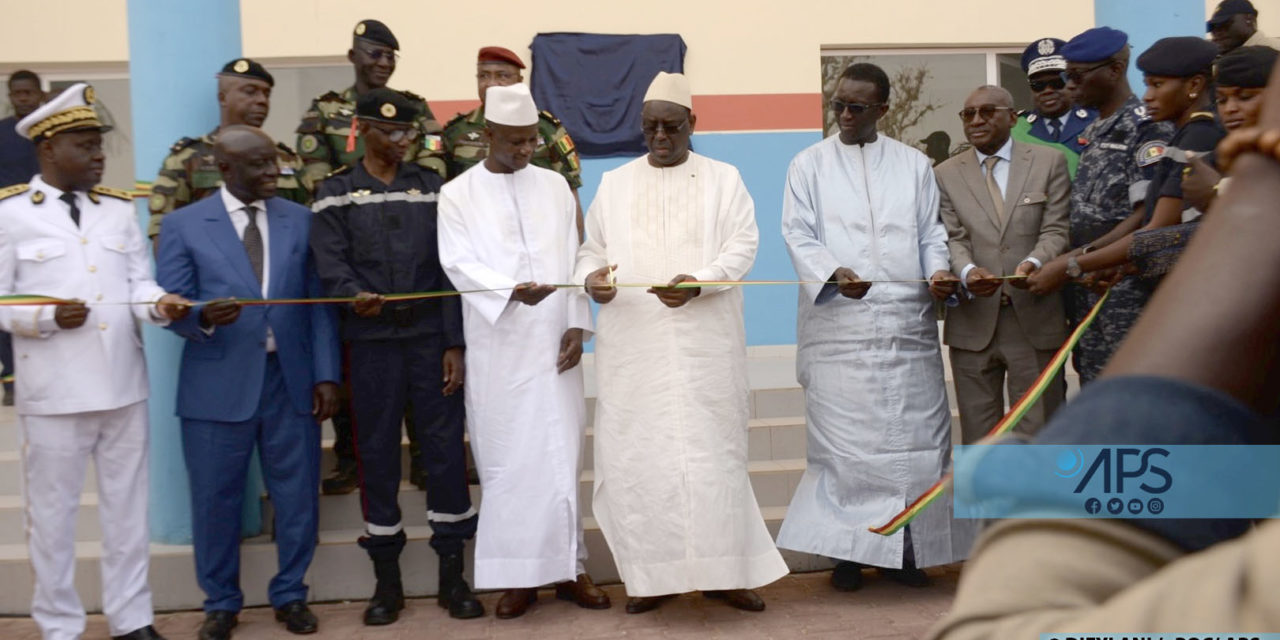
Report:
1216,45,1278,87
1062,27,1129,63
1137,37,1219,77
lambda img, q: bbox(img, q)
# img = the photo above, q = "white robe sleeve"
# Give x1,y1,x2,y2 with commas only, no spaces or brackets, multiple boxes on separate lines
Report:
437,186,519,326
916,163,951,278
562,187,592,336
572,175,610,286
781,154,842,305
690,168,758,296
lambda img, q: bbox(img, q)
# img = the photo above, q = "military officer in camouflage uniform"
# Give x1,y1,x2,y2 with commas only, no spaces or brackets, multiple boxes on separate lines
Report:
1025,27,1172,385
294,19,446,187
442,46,583,233
148,58,311,239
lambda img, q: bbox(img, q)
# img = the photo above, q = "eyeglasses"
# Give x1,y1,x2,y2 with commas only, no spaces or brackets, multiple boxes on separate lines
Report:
371,126,419,143
358,47,400,63
641,120,689,136
958,106,1015,121
1064,61,1112,83
1029,75,1067,92
830,100,883,115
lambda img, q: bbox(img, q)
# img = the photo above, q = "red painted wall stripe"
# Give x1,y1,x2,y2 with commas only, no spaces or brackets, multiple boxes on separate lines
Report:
428,93,824,133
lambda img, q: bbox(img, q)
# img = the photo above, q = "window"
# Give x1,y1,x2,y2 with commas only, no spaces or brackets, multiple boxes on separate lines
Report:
821,47,1030,166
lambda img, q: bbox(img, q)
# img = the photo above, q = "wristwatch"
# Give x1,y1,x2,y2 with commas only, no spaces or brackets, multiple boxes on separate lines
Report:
1066,255,1084,279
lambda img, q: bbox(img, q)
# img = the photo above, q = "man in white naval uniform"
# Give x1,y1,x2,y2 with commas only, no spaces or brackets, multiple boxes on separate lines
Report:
0,83,189,640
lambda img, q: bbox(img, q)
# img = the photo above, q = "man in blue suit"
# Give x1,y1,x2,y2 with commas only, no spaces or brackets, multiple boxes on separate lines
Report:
155,126,341,640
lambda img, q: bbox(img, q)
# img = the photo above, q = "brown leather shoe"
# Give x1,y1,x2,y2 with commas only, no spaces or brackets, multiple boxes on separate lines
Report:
555,573,611,609
495,588,537,619
704,589,765,612
624,594,674,614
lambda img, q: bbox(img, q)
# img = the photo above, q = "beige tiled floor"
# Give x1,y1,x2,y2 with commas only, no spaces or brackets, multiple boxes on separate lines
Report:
0,567,961,639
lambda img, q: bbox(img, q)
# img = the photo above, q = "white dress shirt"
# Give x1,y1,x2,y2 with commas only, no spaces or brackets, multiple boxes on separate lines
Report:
961,137,1040,286
207,186,274,351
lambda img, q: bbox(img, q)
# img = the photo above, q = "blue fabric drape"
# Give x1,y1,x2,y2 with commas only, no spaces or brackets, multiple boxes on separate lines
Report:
530,33,686,157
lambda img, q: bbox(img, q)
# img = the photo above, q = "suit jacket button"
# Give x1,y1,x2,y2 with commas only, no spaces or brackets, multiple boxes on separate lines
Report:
87,265,97,273
81,237,89,245
98,322,107,331
1023,196,1031,203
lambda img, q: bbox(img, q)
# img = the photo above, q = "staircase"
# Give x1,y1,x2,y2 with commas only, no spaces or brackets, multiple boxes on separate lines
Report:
0,341,1079,613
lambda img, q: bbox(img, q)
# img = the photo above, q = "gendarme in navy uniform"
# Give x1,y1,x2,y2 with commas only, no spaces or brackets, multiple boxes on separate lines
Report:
1013,37,1098,177
308,88,483,626
1061,27,1172,384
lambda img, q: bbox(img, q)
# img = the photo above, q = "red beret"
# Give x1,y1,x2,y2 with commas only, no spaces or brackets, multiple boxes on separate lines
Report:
477,46,525,69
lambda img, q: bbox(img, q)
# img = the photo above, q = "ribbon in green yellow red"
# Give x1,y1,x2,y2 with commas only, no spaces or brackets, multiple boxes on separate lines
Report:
867,287,1112,537
0,276,1028,308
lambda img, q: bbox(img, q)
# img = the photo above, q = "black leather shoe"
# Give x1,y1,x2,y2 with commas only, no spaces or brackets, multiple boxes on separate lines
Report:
112,625,166,640
198,611,238,640
831,561,864,592
321,461,358,495
274,600,319,634
364,593,404,626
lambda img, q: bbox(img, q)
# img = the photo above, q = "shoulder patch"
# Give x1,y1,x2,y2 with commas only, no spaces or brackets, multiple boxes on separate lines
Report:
1133,105,1149,120
1135,140,1167,167
91,185,133,201
540,110,562,126
0,184,30,201
170,136,198,153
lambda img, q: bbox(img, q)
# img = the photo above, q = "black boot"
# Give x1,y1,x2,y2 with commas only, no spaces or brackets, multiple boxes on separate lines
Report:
360,534,406,626
437,552,484,619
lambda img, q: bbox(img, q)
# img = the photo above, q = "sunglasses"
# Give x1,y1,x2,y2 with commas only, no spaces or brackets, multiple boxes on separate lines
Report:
1064,61,1113,83
641,120,689,136
371,126,419,143
958,106,1015,121
358,47,400,63
830,100,884,115
1029,75,1067,92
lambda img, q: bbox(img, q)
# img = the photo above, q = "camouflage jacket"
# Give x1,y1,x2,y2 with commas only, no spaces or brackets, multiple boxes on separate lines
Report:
1069,95,1173,248
148,129,312,238
295,86,446,187
442,107,581,187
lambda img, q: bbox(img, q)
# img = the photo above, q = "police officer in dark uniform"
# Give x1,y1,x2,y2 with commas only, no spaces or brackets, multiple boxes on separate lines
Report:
1025,27,1172,385
310,89,482,625
1013,38,1098,176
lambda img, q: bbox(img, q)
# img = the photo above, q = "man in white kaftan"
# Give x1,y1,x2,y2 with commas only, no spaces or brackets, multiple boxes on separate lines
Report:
574,72,788,614
437,84,610,619
777,63,970,591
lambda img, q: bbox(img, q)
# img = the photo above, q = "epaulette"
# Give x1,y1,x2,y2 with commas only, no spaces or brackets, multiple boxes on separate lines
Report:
326,165,354,178
91,185,133,201
445,112,468,129
540,110,563,126
1187,111,1217,123
0,184,30,201
276,141,299,157
401,90,427,104
170,136,199,153
315,90,344,103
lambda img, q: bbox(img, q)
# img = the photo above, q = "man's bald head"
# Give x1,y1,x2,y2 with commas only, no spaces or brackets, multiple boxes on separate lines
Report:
215,125,279,204
970,85,1014,108
961,85,1017,155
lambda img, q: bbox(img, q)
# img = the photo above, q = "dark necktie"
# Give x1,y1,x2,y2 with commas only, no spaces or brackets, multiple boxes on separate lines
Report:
242,206,264,285
1048,118,1062,142
59,192,80,228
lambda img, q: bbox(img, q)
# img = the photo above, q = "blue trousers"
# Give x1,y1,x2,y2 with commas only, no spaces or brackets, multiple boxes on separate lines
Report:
182,354,320,612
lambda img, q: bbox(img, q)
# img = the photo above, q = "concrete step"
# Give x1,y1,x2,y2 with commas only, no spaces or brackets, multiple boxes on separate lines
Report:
0,506,807,615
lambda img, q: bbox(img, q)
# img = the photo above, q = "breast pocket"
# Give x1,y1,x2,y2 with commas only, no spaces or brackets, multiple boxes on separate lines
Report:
1012,192,1048,234
16,238,68,264
99,233,138,267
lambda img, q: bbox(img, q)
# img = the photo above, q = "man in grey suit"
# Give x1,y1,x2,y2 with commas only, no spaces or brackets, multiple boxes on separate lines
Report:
936,85,1071,443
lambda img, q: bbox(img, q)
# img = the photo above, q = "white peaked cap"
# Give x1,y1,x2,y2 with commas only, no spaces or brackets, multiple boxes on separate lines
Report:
485,83,538,126
643,71,692,109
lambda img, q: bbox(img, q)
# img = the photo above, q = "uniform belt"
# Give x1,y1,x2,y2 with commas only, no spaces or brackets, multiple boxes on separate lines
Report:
1000,292,1013,307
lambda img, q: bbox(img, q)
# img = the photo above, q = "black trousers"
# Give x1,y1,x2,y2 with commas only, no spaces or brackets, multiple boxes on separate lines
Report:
349,335,474,555
331,345,419,467
0,330,12,390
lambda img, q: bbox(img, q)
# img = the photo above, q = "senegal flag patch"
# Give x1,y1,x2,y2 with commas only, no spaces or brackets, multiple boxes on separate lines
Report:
422,135,443,152
556,134,576,157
